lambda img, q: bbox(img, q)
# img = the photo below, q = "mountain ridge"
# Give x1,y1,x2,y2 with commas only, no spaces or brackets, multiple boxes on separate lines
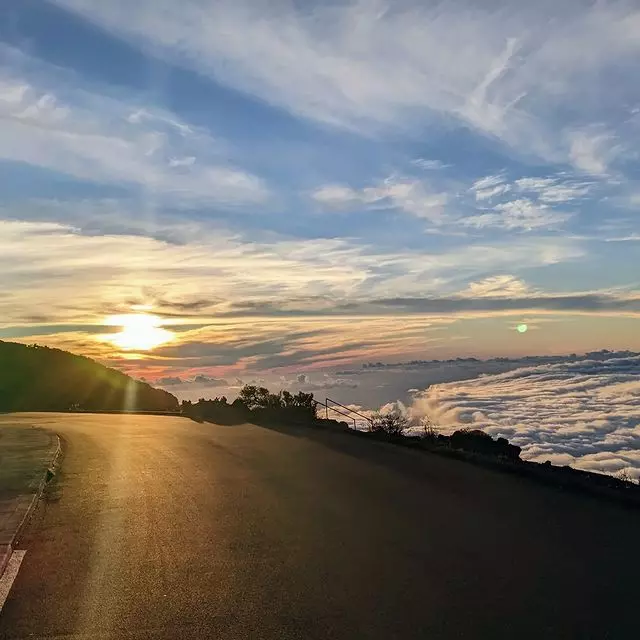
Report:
0,340,178,413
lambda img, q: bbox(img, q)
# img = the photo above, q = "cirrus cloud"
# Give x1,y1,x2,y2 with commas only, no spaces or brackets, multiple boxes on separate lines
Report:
51,0,640,172
0,55,269,205
312,175,447,221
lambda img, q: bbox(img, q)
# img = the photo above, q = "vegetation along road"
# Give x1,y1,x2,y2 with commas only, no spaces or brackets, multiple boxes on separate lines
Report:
1,412,638,639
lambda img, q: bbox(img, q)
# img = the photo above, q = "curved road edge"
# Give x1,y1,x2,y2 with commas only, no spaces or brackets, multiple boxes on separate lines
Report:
0,432,62,580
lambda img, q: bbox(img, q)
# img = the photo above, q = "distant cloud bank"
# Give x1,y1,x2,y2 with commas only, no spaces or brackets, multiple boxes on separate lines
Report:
410,353,640,480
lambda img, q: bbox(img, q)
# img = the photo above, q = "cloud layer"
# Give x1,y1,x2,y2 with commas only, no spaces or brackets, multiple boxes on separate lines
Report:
53,0,640,171
5,218,614,327
413,354,640,480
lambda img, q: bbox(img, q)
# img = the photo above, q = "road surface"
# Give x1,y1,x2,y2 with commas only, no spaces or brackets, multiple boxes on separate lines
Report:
0,413,638,639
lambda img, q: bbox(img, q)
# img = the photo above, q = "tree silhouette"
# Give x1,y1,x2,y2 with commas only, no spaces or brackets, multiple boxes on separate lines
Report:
183,385,318,425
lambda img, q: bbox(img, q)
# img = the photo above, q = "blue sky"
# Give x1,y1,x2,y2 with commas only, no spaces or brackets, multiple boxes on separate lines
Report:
1,0,639,389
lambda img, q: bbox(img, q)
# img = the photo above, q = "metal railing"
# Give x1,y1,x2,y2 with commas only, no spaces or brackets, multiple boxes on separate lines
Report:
317,397,373,431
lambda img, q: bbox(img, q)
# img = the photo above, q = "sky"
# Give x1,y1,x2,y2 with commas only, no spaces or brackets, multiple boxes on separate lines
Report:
1,0,640,399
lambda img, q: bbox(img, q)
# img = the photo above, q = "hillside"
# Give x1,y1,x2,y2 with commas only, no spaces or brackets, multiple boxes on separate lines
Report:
0,341,178,413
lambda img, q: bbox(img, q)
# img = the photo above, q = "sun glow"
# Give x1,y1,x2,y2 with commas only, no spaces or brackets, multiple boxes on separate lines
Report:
105,313,174,351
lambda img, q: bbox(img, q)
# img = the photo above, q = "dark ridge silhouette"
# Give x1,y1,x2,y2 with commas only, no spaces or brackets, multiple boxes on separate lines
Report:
0,340,178,413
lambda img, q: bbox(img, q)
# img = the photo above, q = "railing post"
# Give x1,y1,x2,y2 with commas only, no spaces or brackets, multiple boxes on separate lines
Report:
323,397,374,432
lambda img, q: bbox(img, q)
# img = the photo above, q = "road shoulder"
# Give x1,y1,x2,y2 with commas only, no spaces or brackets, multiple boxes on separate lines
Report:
0,423,61,578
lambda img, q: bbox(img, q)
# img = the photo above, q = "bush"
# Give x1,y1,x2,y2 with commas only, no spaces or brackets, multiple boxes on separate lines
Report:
182,385,317,425
449,428,521,461
371,412,411,437
420,416,439,442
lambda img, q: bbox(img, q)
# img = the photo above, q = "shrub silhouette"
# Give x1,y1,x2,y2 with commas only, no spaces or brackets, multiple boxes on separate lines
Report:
449,428,521,461
182,386,317,425
371,412,411,437
420,416,439,442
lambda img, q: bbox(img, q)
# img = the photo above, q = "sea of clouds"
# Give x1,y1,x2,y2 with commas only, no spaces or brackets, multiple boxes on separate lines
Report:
405,354,640,480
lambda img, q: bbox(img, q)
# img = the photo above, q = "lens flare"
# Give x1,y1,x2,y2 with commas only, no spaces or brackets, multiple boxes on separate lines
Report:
516,323,528,333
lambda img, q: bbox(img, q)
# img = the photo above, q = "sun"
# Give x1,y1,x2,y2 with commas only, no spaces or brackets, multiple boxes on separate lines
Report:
105,313,173,351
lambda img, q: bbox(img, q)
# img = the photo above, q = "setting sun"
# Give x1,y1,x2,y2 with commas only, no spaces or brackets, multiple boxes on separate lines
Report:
105,314,174,351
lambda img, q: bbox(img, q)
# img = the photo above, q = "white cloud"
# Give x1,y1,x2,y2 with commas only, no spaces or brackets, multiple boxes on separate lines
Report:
0,219,370,324
0,66,267,205
474,183,511,202
461,275,530,298
412,158,450,170
411,354,640,480
157,375,228,387
470,174,506,191
494,199,566,229
51,0,640,170
168,156,196,168
513,177,556,192
311,184,360,206
567,128,622,176
468,174,594,211
370,178,447,220
288,374,359,391
605,234,640,243
312,175,447,221
514,176,592,203
538,184,590,203
0,218,585,325
463,198,570,231
469,174,512,203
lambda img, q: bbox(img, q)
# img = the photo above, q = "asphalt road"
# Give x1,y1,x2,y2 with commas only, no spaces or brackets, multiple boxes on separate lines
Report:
0,413,639,639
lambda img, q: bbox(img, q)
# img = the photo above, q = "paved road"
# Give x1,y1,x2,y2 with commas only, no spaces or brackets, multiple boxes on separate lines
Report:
0,413,638,639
